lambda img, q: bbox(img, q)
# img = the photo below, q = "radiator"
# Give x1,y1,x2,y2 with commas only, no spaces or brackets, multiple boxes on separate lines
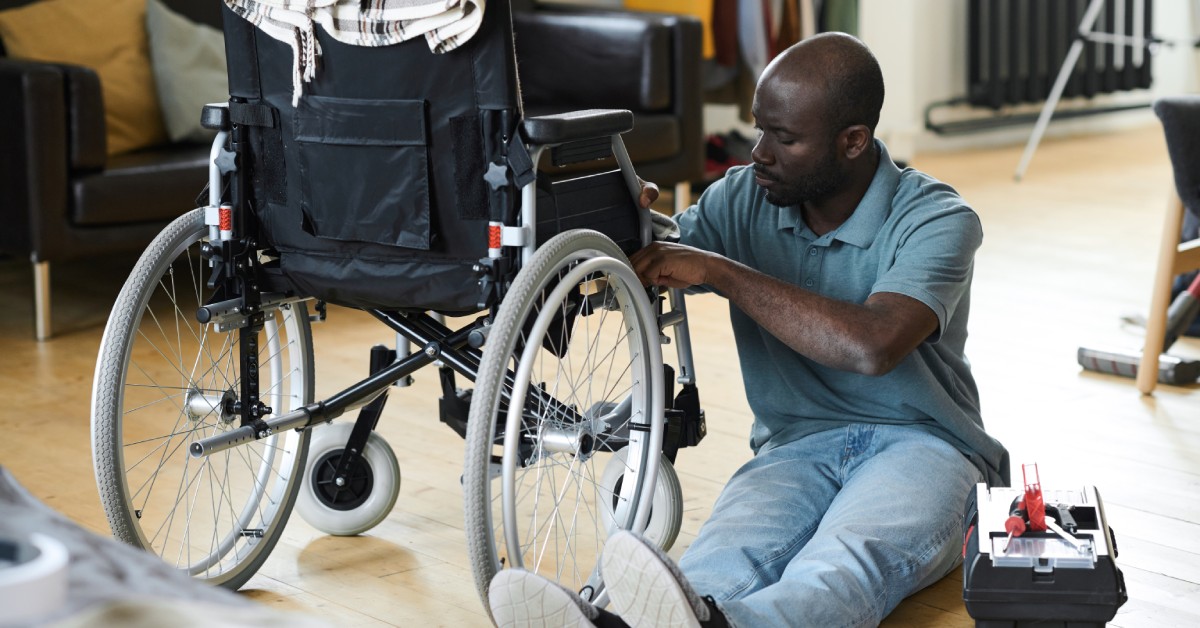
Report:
967,0,1153,109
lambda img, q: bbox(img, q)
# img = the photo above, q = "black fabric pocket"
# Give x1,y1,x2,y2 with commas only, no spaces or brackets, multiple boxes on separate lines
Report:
294,96,431,250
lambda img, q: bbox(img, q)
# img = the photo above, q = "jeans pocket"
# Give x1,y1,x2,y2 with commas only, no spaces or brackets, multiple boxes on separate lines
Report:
294,95,431,250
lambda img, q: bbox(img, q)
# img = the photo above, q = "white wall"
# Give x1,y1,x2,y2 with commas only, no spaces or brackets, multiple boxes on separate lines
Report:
859,0,1200,162
546,0,1199,165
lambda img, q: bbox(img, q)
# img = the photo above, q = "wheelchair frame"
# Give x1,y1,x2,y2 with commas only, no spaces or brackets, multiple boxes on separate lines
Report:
89,0,705,617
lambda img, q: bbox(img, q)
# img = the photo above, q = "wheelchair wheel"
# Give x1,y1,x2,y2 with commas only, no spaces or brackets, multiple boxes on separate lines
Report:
297,422,400,536
464,229,665,610
600,450,683,552
91,208,313,590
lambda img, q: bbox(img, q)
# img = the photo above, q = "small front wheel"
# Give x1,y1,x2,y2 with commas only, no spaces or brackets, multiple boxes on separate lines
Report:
601,450,683,552
297,422,400,536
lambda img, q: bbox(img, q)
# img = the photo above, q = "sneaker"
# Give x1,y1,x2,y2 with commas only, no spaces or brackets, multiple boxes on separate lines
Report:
489,570,630,628
601,531,728,628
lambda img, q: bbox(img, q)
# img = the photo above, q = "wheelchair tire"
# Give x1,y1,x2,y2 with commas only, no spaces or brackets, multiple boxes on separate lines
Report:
464,229,665,612
297,422,400,536
601,450,683,552
91,208,314,590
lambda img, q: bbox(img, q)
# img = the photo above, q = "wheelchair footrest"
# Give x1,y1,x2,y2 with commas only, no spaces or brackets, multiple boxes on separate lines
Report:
438,392,471,440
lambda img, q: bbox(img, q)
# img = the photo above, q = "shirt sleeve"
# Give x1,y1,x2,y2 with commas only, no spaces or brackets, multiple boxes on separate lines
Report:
870,196,983,343
674,173,734,257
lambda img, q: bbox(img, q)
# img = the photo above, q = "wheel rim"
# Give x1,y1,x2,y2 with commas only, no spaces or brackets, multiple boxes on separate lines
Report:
496,252,662,600
103,217,310,585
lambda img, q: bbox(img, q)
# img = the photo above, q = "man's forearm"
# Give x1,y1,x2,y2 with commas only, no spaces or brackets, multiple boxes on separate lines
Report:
704,257,918,375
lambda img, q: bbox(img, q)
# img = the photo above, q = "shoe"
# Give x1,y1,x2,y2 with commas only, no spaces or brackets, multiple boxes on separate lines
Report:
601,531,727,628
488,569,600,628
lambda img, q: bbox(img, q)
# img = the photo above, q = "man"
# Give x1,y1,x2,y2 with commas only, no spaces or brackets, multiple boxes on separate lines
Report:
489,31,1009,628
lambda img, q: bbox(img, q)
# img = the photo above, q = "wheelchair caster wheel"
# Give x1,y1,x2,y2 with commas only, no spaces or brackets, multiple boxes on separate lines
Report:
298,422,400,536
601,448,683,551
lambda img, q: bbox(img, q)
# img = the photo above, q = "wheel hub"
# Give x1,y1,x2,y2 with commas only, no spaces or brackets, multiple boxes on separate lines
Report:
310,450,373,511
532,422,596,461
185,388,237,424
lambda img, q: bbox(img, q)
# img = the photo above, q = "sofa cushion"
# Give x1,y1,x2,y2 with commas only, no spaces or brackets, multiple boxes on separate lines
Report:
70,143,209,226
0,0,168,156
146,0,227,143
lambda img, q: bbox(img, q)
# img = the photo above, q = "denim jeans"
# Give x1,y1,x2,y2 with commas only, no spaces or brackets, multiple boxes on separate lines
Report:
677,424,983,628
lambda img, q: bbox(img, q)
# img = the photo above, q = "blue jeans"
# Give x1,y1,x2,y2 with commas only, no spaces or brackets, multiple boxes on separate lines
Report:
677,424,983,628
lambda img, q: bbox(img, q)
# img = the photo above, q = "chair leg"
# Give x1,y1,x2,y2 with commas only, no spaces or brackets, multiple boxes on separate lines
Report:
33,260,52,342
1137,194,1186,395
673,181,691,216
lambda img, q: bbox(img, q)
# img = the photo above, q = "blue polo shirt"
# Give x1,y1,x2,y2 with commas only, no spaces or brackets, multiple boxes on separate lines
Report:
677,141,1009,486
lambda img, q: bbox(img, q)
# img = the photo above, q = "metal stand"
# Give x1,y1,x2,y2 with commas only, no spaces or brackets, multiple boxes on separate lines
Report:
1015,0,1147,181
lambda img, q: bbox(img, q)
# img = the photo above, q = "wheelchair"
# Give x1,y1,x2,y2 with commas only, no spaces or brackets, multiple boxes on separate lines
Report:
87,0,705,615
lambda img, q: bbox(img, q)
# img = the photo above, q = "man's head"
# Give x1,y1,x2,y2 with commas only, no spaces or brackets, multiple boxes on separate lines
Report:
750,33,885,208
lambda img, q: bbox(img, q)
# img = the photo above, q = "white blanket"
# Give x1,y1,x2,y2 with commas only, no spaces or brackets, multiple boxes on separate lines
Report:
0,467,324,627
224,0,485,104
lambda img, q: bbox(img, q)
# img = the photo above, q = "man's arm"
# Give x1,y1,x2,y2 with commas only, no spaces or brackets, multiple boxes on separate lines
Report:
629,242,937,375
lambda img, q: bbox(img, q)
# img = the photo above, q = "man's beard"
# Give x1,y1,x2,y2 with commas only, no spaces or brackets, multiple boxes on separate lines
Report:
759,152,848,207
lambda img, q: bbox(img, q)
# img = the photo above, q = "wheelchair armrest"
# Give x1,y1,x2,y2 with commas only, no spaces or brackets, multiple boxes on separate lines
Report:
522,109,634,146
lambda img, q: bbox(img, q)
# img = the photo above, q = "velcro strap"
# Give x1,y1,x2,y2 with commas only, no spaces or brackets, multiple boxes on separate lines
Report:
229,102,277,128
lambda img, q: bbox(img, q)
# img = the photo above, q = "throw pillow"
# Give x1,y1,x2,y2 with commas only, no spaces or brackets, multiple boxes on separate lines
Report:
145,0,227,144
0,0,169,156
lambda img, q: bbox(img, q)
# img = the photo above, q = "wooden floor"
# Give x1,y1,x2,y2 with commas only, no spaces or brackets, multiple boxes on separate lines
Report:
1,123,1197,627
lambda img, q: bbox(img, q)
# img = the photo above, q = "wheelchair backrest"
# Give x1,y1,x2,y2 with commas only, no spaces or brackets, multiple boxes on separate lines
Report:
220,0,523,314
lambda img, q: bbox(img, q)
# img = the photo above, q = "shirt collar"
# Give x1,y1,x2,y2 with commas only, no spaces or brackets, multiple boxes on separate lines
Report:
775,139,902,248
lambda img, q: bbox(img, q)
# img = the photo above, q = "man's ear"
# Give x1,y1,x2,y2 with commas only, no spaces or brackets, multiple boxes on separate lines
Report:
841,125,871,159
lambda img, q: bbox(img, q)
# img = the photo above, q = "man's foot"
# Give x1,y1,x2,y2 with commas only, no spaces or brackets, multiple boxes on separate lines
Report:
488,569,629,628
601,531,729,628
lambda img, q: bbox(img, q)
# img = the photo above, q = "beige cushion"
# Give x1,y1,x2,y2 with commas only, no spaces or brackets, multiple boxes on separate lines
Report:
145,0,227,143
0,0,168,156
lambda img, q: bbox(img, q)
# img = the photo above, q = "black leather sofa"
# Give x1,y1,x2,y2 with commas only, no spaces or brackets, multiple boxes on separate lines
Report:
0,0,702,340
0,0,222,340
513,0,704,209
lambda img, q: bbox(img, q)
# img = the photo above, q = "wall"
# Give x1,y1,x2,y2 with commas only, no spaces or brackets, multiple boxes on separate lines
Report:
542,0,1199,165
859,0,1200,162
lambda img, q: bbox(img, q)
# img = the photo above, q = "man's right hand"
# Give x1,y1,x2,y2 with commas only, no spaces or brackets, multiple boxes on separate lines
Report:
630,242,721,289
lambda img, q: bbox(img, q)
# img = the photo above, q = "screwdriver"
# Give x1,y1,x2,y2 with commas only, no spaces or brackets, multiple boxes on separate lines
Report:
1002,497,1028,553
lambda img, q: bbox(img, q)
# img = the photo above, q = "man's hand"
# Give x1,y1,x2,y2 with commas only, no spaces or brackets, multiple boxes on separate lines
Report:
638,178,660,210
629,242,719,289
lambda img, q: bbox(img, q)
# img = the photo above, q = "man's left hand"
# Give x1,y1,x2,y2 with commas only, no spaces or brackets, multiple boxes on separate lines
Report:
629,242,719,289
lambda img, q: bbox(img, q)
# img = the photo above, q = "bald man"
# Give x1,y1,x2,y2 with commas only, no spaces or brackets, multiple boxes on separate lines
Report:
488,33,1009,628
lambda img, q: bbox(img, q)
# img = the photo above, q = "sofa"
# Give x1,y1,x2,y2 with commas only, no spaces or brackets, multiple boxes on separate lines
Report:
0,0,702,340
0,0,223,340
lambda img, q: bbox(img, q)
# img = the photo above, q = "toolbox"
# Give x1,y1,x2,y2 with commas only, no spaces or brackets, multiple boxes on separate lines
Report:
962,467,1127,627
